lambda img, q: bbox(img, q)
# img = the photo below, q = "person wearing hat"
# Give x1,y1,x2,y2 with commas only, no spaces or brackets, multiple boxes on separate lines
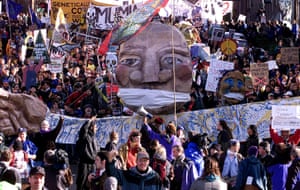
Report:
143,118,181,161
24,166,47,190
235,146,268,190
106,150,163,189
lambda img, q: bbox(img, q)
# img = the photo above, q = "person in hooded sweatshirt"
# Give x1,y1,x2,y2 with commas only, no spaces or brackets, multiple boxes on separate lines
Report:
76,116,98,190
235,146,268,190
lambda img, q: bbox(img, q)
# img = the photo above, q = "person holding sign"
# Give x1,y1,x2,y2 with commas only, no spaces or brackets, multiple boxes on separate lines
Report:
269,118,300,145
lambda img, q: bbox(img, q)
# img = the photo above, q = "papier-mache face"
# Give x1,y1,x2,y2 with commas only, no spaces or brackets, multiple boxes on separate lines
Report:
116,22,193,114
218,70,245,105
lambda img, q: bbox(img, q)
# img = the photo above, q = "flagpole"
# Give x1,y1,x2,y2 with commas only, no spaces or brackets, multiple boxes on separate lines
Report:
6,0,12,40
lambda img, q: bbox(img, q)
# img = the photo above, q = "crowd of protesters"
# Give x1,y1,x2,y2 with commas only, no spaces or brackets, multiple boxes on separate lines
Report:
1,11,300,117
0,8,299,189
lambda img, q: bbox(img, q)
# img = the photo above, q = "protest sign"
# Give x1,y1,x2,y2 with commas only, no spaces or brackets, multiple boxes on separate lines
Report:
272,105,300,130
51,0,90,28
205,59,234,92
280,47,300,64
266,60,278,70
86,3,142,30
210,27,225,42
32,30,50,63
250,63,269,87
47,57,64,73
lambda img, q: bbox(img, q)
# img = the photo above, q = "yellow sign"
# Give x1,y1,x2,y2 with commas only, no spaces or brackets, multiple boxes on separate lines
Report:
220,39,237,56
51,0,90,28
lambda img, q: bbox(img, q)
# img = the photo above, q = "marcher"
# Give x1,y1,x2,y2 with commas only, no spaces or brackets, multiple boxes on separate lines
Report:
285,146,300,190
76,116,98,190
219,139,243,189
143,118,181,161
118,130,145,170
0,149,21,190
235,146,268,190
106,150,163,189
87,152,108,190
24,166,47,190
217,120,233,152
171,145,198,190
190,157,227,190
267,143,292,190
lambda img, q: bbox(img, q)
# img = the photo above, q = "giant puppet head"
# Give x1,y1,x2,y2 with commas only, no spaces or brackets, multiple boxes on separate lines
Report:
217,70,246,105
116,22,193,114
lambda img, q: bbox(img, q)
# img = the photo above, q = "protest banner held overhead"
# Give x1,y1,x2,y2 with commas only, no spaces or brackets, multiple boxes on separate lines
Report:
51,0,90,28
32,30,50,64
205,59,234,92
86,3,142,30
272,105,300,130
280,47,300,65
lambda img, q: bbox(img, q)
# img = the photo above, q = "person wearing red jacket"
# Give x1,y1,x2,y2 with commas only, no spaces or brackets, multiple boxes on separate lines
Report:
269,125,300,145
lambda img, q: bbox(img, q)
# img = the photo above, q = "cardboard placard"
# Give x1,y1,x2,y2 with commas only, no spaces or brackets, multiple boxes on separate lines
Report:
280,47,300,65
250,63,269,87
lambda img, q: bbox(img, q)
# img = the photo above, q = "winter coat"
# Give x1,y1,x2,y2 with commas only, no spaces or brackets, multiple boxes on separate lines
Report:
235,156,268,190
184,142,204,177
171,154,198,190
267,161,291,190
107,159,163,190
190,175,227,190
217,130,233,151
286,158,300,190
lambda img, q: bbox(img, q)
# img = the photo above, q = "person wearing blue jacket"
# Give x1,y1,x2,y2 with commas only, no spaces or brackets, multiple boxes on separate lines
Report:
106,150,163,190
184,134,205,177
235,146,268,190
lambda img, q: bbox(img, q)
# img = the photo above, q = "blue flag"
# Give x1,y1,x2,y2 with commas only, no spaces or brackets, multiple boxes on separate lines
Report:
29,7,43,28
6,0,23,20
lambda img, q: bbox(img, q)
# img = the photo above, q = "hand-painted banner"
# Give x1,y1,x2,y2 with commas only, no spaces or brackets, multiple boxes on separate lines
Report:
86,3,142,30
51,96,300,147
51,0,90,28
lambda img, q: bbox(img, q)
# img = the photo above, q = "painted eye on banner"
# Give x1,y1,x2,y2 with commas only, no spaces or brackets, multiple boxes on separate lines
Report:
160,56,183,68
120,58,141,66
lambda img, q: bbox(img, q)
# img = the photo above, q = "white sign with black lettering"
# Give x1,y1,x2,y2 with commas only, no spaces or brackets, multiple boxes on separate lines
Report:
272,105,300,130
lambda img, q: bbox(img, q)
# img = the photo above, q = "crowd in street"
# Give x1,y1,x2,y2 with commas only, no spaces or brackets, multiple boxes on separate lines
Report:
1,12,300,116
0,8,299,190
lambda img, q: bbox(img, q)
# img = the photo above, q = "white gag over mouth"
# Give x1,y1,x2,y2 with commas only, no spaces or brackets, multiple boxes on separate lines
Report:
118,88,191,109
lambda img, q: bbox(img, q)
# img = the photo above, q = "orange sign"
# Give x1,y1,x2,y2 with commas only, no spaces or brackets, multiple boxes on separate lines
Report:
220,39,237,56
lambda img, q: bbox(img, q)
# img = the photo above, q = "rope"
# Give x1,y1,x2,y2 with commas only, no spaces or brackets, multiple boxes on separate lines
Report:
171,0,177,125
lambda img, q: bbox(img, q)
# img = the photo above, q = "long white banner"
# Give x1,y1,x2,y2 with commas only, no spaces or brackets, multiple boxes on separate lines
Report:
86,3,142,30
